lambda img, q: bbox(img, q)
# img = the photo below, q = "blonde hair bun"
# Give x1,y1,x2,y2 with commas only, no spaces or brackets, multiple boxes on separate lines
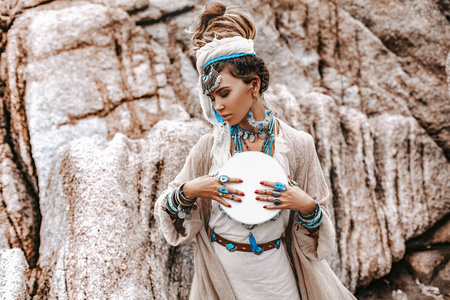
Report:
191,2,256,51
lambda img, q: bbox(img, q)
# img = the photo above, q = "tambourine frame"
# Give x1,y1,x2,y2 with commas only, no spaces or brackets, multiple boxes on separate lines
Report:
217,151,288,225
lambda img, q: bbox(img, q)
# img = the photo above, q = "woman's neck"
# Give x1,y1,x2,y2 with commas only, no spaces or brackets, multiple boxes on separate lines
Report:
238,100,266,132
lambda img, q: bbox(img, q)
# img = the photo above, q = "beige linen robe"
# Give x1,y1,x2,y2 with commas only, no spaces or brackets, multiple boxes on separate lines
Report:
155,120,357,300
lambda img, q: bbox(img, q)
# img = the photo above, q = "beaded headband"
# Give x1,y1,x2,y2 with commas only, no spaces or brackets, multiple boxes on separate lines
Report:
201,53,257,95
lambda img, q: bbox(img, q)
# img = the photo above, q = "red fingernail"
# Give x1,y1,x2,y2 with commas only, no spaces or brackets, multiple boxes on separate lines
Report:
241,193,245,196
260,181,264,184
228,204,232,207
254,190,259,194
239,179,243,182
238,199,242,202
263,205,267,208
256,197,260,200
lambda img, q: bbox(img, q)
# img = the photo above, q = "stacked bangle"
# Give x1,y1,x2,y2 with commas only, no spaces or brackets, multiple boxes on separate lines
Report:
164,184,198,220
180,185,197,204
295,201,323,232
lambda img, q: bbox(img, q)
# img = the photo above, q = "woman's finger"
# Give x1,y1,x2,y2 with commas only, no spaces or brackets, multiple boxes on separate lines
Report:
255,196,273,202
260,180,288,191
228,177,244,183
254,189,282,197
263,204,287,209
256,196,285,208
222,193,242,202
217,186,245,196
216,175,243,184
259,180,275,187
212,196,232,208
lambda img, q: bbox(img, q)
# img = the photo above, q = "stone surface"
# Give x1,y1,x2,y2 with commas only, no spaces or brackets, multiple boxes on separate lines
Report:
3,1,189,204
0,248,30,300
131,0,195,25
0,69,40,268
406,250,449,283
432,260,450,297
407,218,450,249
0,139,40,267
447,52,450,95
35,119,209,299
355,260,448,300
334,0,450,161
356,216,450,300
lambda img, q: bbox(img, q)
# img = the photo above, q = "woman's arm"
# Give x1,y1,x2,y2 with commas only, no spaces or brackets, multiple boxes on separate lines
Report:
290,132,336,261
154,134,211,246
155,133,244,246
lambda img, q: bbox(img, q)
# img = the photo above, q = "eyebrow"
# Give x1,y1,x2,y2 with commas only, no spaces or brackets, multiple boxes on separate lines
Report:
207,86,229,97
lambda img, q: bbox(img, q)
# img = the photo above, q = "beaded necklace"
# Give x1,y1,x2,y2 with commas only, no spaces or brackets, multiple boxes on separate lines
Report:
230,115,275,156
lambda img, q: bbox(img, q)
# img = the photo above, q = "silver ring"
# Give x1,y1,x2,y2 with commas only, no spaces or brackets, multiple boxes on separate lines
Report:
273,198,282,205
272,190,281,197
219,175,230,185
266,196,270,202
231,195,235,200
219,193,224,197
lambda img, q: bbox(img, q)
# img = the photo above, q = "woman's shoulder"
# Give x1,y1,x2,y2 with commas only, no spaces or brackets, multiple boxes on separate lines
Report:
196,132,214,146
192,132,214,154
278,119,314,149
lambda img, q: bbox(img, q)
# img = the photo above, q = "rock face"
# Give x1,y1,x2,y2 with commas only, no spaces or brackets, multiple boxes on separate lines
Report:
0,97,40,268
0,0,448,299
35,120,209,299
355,218,450,299
0,248,30,300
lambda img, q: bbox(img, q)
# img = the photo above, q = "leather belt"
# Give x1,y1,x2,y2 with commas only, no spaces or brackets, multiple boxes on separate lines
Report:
210,230,281,255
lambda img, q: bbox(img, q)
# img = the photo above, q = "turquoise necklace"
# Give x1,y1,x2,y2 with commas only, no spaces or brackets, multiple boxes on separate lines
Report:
230,116,275,156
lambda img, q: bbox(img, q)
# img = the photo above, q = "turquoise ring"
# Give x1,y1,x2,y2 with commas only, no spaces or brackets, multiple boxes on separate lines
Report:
218,187,230,194
219,175,230,185
274,183,287,191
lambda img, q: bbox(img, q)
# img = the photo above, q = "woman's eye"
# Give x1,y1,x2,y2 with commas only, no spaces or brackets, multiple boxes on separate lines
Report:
209,97,215,102
220,91,229,98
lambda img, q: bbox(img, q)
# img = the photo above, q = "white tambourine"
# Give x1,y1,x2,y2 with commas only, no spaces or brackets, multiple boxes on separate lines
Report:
217,151,288,225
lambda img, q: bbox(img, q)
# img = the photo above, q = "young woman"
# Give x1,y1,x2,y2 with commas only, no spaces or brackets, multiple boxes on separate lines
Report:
155,2,357,299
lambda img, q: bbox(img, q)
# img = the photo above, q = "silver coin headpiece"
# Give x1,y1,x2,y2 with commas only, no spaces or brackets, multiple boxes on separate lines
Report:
201,65,222,95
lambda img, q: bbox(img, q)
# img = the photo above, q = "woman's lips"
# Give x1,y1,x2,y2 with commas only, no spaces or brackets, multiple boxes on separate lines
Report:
222,114,232,121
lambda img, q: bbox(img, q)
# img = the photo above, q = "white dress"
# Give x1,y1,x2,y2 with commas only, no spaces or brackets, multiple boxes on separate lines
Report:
208,124,301,300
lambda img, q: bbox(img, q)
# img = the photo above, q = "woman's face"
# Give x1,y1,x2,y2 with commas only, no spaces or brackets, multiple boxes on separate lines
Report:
208,69,254,126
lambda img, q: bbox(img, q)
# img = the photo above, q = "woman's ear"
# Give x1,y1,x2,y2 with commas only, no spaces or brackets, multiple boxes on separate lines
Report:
252,77,260,92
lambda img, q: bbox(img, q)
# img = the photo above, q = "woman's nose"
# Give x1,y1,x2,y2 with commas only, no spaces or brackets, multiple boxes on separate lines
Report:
215,101,225,112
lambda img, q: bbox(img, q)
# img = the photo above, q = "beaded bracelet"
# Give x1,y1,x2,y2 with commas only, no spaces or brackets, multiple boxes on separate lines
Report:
297,209,323,228
164,185,198,220
297,206,322,225
179,183,197,204
298,201,319,220
295,201,323,229
165,190,178,214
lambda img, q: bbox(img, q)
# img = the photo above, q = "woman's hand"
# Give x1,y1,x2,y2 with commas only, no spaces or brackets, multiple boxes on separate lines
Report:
183,175,245,208
254,180,316,215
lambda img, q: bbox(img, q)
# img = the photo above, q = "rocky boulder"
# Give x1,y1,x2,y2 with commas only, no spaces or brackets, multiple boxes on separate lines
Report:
0,248,30,300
